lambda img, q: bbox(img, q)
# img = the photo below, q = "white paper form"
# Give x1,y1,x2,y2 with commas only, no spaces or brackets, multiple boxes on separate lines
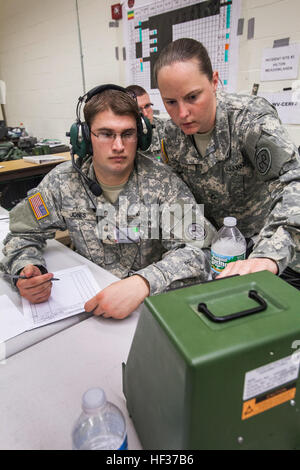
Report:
22,265,100,329
0,295,29,342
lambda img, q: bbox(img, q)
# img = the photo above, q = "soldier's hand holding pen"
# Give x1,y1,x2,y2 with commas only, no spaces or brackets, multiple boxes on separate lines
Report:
15,264,57,304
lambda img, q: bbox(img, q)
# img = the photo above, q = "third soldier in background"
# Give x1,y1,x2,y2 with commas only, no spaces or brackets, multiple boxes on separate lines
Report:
126,85,165,162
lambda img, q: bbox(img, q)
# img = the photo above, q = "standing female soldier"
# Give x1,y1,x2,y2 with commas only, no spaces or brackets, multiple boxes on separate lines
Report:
154,38,300,284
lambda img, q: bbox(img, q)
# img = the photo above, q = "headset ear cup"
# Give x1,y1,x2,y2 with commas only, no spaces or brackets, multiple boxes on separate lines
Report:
69,122,79,150
69,122,85,160
137,115,153,151
82,122,92,155
69,121,92,159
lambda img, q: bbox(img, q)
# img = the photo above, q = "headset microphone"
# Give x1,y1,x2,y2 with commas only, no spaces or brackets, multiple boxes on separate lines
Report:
85,179,103,197
70,149,102,197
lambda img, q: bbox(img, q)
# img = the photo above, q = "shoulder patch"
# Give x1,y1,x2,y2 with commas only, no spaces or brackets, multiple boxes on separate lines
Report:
255,147,272,175
185,223,206,241
28,192,49,220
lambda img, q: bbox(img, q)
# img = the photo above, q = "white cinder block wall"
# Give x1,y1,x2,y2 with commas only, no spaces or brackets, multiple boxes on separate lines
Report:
238,0,300,145
0,0,125,143
0,0,299,145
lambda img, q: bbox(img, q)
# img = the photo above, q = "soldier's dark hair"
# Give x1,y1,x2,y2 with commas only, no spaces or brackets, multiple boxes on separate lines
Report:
154,38,213,85
84,89,140,128
126,84,147,98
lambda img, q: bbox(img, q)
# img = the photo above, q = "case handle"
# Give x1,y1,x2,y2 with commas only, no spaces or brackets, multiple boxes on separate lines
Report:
197,289,267,323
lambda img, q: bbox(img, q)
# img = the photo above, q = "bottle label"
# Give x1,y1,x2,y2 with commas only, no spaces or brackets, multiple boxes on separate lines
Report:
118,435,128,450
211,250,245,274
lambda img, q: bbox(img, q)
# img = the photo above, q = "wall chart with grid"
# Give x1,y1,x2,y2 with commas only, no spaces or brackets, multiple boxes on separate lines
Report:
124,0,241,112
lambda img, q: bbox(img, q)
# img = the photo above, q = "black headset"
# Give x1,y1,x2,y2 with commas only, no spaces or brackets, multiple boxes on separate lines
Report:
68,84,153,197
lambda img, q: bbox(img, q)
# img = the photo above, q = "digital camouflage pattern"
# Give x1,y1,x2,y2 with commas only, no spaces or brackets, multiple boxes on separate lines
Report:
1,153,216,295
162,91,300,274
141,116,166,162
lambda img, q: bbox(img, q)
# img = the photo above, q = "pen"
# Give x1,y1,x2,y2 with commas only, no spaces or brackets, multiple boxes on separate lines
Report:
2,274,60,281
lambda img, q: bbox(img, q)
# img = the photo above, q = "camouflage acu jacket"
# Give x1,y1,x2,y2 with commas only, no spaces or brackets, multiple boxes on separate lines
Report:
162,91,300,273
2,153,215,295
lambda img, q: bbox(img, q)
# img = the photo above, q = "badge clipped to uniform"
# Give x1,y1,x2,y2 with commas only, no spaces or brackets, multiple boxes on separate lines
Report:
28,192,49,220
116,226,140,244
100,225,140,244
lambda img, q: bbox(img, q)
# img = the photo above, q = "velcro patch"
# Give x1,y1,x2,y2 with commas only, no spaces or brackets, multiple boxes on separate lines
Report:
186,223,206,241
28,192,49,220
255,147,272,175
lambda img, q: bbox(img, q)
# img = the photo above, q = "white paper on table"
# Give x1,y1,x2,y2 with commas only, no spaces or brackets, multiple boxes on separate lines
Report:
0,295,29,342
22,265,100,329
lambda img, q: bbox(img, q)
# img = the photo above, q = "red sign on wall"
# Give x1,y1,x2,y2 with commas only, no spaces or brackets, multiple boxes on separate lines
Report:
111,3,122,20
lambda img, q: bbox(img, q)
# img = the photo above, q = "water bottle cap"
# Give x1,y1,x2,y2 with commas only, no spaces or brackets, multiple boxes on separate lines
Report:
82,388,106,413
224,217,237,227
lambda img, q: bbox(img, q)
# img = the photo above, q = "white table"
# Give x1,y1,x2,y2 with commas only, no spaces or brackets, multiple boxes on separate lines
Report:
0,313,142,450
0,213,142,449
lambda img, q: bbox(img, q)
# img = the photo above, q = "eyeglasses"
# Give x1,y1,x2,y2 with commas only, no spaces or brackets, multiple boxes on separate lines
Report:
91,129,137,143
139,103,153,112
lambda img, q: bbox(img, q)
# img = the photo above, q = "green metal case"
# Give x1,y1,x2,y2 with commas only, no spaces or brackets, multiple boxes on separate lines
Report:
122,272,300,450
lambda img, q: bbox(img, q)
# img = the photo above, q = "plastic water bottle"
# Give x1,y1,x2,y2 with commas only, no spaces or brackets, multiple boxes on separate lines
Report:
71,388,128,450
210,217,246,277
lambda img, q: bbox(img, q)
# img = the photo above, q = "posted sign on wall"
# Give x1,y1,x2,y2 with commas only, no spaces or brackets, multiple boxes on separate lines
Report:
261,44,299,81
259,90,300,124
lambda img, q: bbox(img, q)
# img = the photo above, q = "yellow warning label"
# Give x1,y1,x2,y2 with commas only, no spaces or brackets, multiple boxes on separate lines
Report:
242,386,296,420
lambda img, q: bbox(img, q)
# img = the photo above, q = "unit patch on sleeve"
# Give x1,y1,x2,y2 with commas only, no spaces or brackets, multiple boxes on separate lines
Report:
255,147,272,175
28,192,49,220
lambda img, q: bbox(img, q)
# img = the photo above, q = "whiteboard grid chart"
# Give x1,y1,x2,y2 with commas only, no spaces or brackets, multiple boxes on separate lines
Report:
124,0,241,113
